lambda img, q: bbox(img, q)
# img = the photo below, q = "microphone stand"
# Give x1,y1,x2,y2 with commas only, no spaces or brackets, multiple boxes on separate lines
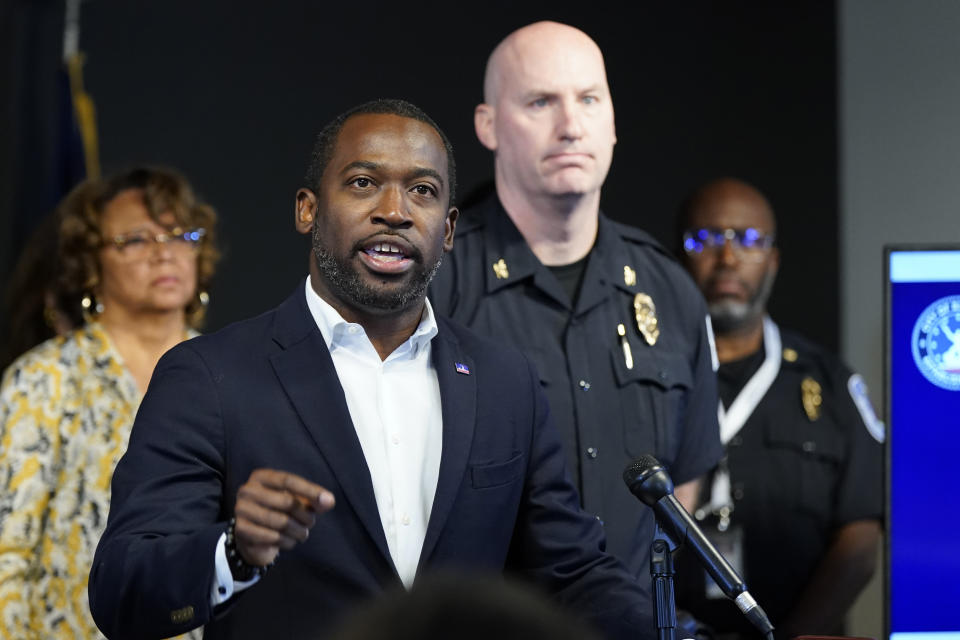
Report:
626,456,775,640
651,522,680,640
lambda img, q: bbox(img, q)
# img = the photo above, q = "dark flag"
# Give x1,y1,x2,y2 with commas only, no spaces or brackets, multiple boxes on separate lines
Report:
1,0,98,369
9,0,99,266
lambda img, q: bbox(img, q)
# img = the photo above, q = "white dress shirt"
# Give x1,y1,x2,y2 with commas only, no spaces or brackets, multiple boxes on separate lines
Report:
212,277,443,604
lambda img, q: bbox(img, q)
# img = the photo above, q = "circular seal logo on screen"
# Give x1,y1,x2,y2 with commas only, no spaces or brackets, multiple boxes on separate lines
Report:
912,295,960,391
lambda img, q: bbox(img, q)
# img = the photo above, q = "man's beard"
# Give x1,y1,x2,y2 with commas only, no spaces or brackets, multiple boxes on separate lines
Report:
707,268,776,334
312,223,442,312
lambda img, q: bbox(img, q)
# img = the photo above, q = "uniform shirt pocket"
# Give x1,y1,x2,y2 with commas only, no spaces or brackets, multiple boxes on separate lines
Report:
612,348,693,464
764,421,845,519
471,452,525,489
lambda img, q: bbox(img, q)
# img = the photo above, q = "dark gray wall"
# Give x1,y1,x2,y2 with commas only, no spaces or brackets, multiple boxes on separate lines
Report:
841,0,960,395
3,1,838,349
840,2,960,635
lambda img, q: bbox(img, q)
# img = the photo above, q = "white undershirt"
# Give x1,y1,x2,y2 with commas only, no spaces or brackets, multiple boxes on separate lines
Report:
211,276,443,603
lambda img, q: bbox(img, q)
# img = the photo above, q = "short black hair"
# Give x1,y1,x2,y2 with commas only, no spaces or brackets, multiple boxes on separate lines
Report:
304,98,457,207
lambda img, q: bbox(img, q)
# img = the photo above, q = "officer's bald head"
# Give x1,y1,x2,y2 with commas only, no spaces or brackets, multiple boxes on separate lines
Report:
482,21,610,106
475,22,617,205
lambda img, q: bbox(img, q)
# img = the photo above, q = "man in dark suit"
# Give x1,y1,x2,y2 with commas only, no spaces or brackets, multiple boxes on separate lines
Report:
88,99,653,640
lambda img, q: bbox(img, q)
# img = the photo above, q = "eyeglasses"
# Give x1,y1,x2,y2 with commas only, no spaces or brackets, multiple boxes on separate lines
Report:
682,227,774,263
104,227,206,258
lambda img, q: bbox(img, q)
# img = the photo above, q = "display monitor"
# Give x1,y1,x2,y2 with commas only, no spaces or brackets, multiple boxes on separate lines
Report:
885,246,960,640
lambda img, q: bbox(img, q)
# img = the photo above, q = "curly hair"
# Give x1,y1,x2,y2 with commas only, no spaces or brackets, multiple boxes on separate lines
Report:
58,167,220,328
0,210,85,372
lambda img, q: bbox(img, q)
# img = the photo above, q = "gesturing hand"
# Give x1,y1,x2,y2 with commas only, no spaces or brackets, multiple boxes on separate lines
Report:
233,468,336,567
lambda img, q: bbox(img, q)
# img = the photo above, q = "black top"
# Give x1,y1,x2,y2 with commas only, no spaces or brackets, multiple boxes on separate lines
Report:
546,255,590,304
429,194,724,578
676,326,884,635
717,347,765,408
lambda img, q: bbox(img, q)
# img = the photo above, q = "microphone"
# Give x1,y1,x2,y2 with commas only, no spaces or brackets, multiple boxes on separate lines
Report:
623,454,774,638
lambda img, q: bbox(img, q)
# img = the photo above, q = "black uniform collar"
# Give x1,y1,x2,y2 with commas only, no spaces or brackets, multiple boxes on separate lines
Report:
477,194,623,314
478,195,541,293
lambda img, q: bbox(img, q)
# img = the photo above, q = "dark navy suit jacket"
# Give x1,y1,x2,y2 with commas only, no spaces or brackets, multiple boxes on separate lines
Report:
89,287,653,639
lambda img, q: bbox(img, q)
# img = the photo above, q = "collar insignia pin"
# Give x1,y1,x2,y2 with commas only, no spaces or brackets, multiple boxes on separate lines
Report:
492,258,509,280
633,292,660,346
455,362,471,375
624,265,637,287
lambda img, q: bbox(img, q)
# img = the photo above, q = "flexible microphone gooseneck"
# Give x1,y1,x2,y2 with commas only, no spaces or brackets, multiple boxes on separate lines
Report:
623,454,774,639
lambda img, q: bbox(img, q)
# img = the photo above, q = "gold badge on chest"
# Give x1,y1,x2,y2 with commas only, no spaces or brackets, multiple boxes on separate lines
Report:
801,377,822,421
633,293,660,346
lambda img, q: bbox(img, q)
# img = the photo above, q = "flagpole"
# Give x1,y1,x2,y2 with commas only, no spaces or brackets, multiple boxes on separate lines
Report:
62,0,100,180
63,0,80,61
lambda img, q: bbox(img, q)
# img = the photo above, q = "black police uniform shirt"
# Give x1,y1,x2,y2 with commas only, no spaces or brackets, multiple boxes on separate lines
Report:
429,195,724,578
676,320,884,635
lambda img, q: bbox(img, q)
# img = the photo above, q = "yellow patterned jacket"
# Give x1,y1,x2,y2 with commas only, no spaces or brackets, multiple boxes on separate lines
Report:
0,323,200,640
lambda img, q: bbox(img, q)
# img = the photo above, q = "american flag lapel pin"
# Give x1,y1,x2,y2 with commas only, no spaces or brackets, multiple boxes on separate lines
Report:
455,362,471,375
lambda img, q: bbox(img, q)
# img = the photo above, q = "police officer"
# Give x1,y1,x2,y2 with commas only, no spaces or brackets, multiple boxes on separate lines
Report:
429,21,723,580
675,177,884,638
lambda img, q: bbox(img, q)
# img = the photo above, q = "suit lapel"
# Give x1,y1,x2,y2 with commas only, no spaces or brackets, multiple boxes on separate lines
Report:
418,321,477,569
268,290,394,570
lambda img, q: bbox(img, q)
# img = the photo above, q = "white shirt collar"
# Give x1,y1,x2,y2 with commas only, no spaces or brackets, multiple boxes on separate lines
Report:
303,275,438,358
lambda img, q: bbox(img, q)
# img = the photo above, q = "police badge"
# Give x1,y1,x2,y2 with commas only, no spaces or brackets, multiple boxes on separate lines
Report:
801,377,822,421
633,293,659,346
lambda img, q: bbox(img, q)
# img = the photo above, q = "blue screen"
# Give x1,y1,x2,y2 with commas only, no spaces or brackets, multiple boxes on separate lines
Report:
888,250,960,640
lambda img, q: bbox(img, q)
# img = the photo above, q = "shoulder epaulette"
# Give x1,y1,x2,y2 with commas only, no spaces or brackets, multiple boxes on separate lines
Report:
607,218,678,262
451,209,486,236
778,329,852,381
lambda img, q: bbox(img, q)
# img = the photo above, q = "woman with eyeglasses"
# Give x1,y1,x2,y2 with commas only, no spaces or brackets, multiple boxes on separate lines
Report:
0,166,218,639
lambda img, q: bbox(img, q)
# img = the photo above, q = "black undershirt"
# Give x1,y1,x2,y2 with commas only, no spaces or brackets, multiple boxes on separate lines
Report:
716,343,766,409
547,255,589,306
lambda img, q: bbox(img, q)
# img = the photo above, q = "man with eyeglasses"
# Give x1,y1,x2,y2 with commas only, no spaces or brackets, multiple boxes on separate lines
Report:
675,177,884,639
